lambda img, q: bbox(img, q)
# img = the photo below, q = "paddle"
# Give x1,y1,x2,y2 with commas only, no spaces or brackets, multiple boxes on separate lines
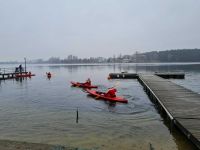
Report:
108,81,120,89
95,96,100,99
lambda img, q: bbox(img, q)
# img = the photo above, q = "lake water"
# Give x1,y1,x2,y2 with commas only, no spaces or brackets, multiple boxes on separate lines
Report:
0,63,199,150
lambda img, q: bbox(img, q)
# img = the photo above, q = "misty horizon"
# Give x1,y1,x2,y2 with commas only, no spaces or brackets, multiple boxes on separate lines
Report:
1,49,200,63
0,0,200,61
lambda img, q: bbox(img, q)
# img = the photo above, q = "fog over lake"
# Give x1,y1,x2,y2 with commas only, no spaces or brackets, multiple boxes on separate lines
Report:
0,0,200,61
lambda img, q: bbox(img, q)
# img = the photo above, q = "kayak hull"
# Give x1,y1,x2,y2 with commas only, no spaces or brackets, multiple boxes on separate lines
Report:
71,81,98,88
86,89,128,103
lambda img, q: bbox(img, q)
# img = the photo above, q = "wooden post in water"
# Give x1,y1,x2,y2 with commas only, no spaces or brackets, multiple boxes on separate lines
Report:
24,57,27,73
76,107,79,123
149,143,154,150
170,119,174,133
135,51,138,74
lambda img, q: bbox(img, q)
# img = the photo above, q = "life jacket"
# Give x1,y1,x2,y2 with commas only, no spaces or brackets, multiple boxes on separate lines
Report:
106,88,117,97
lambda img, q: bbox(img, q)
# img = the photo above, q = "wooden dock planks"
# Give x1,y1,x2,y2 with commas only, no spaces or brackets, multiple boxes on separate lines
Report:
138,74,200,149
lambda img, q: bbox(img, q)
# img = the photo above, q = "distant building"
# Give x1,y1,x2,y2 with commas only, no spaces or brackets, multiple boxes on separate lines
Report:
122,58,131,63
97,57,105,63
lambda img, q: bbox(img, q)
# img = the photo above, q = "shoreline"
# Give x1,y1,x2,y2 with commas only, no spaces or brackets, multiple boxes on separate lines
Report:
0,139,75,150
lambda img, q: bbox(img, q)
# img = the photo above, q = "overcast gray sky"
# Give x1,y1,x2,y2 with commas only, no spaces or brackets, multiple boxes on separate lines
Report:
0,0,200,61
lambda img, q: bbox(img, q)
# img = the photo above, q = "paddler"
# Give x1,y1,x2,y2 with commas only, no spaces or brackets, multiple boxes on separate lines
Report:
46,72,51,78
84,78,91,86
105,88,117,97
47,72,51,76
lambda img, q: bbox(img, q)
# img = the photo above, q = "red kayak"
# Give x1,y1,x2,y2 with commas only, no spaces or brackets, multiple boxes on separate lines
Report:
86,89,128,103
71,81,98,88
16,74,35,78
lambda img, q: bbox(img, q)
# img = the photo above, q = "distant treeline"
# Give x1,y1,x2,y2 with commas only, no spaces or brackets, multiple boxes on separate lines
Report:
1,49,200,64
139,49,200,62
34,49,200,63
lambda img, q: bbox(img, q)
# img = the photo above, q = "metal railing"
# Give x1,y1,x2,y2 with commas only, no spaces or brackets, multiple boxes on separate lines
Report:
0,67,17,74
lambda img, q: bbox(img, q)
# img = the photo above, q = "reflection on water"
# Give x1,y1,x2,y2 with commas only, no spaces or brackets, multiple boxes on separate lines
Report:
0,63,199,150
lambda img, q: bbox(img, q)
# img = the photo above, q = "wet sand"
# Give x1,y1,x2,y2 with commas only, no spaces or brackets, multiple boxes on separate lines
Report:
0,140,74,150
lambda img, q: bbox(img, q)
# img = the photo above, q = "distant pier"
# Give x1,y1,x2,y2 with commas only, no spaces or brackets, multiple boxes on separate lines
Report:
109,72,200,149
0,72,16,80
0,67,28,80
0,72,29,80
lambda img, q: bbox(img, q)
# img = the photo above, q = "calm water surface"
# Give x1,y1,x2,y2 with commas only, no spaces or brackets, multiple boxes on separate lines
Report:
0,63,199,150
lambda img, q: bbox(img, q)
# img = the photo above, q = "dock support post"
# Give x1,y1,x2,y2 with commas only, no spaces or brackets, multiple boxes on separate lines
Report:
170,119,174,133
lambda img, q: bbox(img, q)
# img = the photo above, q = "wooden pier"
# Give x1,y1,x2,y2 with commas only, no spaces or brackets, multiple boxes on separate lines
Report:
138,75,200,149
0,66,30,80
109,72,200,149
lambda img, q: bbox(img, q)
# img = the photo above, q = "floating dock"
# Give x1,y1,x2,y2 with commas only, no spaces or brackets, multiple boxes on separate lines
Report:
108,73,138,79
155,72,185,79
108,72,184,79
